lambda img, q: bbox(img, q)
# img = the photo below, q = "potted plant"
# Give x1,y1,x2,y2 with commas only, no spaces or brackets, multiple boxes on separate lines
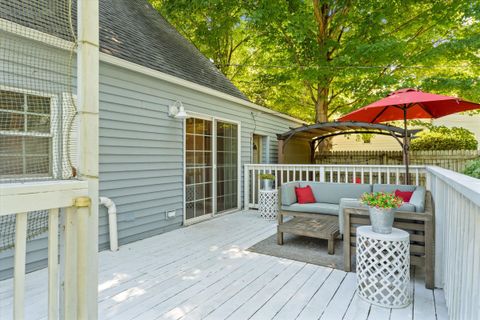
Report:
259,173,275,190
360,192,403,234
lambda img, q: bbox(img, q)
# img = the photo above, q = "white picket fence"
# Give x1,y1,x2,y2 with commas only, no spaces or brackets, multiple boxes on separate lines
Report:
0,180,91,320
426,166,480,320
244,164,427,209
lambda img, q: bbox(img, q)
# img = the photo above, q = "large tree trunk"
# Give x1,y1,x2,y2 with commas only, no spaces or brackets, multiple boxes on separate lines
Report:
312,1,330,123
315,86,329,122
315,86,332,155
312,0,345,155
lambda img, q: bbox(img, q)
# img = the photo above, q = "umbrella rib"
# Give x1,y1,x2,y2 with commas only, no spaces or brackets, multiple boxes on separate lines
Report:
371,106,389,123
417,103,435,117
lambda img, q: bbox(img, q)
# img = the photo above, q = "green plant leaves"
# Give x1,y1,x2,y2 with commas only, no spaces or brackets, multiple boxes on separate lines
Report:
463,159,480,179
410,125,478,150
151,0,480,123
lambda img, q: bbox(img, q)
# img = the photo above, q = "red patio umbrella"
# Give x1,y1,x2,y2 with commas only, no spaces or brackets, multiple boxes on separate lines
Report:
338,88,480,183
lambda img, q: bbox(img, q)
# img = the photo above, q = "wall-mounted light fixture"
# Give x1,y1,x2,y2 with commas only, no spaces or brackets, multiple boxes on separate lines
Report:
168,100,189,119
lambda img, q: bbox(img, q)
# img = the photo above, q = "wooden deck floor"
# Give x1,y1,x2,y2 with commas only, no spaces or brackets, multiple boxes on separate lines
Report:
1,210,448,320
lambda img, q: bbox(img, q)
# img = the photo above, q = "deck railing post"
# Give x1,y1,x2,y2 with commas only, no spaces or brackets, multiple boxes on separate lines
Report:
244,165,250,210
47,208,60,320
319,166,325,182
63,207,78,319
75,196,92,318
13,212,28,320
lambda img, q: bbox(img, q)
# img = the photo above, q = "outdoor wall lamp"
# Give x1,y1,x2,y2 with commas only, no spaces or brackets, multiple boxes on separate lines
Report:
168,100,189,119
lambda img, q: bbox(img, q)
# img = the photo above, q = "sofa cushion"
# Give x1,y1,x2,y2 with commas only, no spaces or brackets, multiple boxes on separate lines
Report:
295,186,315,204
373,184,416,193
409,186,426,212
280,182,299,206
398,202,416,212
281,202,340,215
300,182,372,204
395,189,414,202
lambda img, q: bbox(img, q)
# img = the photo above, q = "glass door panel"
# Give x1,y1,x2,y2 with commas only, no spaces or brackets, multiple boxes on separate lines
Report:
185,118,213,220
216,121,238,213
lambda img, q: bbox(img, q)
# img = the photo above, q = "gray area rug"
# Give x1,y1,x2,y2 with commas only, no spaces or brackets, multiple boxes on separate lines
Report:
247,233,346,270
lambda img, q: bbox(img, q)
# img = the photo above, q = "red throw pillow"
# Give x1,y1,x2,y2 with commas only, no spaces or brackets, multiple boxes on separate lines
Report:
295,186,316,204
395,189,413,202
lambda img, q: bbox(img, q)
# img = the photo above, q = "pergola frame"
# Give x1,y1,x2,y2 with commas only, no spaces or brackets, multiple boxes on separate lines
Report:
277,121,421,164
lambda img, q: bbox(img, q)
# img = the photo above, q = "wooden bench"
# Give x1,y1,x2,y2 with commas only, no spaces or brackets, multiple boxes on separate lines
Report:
343,191,435,289
277,215,340,254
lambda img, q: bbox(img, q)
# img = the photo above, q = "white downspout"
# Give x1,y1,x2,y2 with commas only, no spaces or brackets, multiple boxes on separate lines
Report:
99,197,118,252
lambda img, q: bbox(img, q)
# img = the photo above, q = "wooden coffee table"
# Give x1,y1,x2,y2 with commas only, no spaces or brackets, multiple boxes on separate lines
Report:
277,215,340,254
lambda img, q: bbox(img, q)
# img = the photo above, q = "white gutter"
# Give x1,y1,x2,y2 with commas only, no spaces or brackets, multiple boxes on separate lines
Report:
99,197,118,252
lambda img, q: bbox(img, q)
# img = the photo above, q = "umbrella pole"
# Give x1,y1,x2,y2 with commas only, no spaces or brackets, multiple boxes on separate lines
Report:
403,106,410,184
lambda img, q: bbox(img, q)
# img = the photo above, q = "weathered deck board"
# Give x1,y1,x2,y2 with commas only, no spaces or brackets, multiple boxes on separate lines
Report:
0,210,448,320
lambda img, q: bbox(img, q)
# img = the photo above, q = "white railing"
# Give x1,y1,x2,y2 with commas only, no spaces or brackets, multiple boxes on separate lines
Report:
0,180,90,320
426,166,480,320
244,164,427,209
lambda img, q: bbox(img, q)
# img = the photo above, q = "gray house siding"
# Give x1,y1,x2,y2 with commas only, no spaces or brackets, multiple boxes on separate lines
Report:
97,62,300,248
0,35,301,279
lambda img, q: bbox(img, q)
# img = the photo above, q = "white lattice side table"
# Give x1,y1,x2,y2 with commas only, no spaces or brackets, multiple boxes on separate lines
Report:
356,226,411,308
258,189,278,220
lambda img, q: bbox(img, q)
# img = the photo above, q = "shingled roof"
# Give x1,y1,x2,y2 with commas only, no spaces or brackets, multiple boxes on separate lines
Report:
0,0,248,100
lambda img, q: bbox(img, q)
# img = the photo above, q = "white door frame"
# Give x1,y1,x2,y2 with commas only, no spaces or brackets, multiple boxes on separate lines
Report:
183,113,242,225
252,133,270,164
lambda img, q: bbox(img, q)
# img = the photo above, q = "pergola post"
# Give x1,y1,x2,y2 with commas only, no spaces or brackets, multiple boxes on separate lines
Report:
278,140,284,164
310,140,316,164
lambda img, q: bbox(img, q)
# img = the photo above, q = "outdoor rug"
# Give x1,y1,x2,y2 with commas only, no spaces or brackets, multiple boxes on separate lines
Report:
247,233,346,270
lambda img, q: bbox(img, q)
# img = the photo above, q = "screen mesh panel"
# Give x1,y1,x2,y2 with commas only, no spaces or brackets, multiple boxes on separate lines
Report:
0,0,77,181
0,0,78,251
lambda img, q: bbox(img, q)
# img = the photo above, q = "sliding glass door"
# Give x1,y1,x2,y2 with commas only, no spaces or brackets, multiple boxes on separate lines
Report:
185,117,239,222
185,118,213,220
216,121,238,213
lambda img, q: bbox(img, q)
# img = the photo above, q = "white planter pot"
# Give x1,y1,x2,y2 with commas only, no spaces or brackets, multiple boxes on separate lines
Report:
369,206,395,234
261,179,273,190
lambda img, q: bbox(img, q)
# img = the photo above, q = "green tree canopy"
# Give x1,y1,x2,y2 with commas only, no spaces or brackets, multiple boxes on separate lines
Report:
151,0,480,123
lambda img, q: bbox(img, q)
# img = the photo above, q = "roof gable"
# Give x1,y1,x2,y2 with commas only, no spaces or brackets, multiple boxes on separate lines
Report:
0,0,248,100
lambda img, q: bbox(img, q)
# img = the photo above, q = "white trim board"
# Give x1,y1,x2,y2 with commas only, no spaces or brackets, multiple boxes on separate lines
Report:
0,17,304,125
0,18,74,51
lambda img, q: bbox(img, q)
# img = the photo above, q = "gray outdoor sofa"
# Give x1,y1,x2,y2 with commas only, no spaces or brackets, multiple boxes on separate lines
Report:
279,181,427,233
278,181,435,288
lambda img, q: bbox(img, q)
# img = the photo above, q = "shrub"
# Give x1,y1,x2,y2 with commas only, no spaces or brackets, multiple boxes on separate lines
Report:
410,125,478,151
259,173,275,180
463,159,480,179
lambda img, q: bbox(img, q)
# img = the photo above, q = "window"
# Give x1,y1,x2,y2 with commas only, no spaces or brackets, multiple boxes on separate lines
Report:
216,121,238,213
0,89,53,178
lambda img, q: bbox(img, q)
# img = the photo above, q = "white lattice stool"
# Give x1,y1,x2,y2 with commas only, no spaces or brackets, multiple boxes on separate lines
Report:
356,226,411,308
258,189,278,220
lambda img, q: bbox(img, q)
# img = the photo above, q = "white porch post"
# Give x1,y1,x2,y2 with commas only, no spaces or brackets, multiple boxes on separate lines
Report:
77,0,99,319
